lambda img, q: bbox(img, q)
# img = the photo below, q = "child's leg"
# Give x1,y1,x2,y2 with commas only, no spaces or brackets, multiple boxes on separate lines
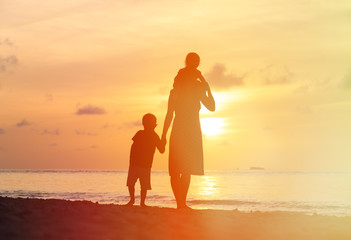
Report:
139,167,151,207
126,166,138,206
140,189,147,207
127,185,135,205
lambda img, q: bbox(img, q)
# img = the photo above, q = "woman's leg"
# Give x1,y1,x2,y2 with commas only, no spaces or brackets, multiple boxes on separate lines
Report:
180,174,191,208
170,174,181,208
171,173,192,209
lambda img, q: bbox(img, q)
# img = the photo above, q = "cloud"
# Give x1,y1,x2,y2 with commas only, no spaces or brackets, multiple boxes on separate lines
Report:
0,55,18,72
217,140,230,146
75,130,98,136
262,126,274,131
294,84,310,94
123,120,142,129
0,128,5,134
159,85,170,94
0,38,14,47
16,119,32,127
76,105,106,115
294,78,331,94
0,146,8,152
260,64,294,85
294,105,313,115
205,63,245,90
42,128,60,135
75,145,99,151
49,143,57,147
45,93,53,101
102,122,114,129
340,69,351,90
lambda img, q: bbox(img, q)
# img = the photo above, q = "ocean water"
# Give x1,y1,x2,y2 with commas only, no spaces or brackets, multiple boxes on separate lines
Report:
1,169,351,216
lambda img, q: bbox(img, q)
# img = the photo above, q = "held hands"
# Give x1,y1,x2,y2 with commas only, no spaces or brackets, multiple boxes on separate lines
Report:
158,136,167,154
161,136,167,147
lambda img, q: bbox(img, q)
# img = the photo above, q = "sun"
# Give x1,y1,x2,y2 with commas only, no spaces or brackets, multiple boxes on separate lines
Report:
200,118,225,137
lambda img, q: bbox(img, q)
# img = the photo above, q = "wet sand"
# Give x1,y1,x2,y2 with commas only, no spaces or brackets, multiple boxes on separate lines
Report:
1,197,350,240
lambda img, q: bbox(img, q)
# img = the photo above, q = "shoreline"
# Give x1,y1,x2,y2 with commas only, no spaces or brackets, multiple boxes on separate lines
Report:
1,197,351,240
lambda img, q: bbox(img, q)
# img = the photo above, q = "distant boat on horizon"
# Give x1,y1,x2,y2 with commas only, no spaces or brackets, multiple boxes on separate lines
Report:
250,167,265,170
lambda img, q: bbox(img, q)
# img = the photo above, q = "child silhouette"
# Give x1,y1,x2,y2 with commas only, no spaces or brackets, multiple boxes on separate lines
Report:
126,113,165,207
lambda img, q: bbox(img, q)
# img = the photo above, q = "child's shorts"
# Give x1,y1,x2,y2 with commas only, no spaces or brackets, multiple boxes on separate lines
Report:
126,166,151,190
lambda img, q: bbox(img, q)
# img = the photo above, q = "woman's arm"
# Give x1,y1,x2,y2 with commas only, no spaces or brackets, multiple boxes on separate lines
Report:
156,137,166,153
200,80,215,112
161,91,175,144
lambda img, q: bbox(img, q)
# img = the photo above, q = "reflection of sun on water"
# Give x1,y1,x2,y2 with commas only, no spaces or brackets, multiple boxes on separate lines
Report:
200,118,225,137
197,176,218,197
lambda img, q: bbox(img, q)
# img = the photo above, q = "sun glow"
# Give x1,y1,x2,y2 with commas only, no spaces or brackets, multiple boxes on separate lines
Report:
200,90,246,115
200,118,226,137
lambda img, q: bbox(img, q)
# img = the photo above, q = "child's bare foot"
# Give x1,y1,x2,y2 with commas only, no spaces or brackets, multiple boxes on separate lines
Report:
140,203,148,207
125,200,135,206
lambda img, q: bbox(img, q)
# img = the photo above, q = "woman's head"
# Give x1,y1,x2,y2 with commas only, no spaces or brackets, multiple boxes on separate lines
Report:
185,52,200,68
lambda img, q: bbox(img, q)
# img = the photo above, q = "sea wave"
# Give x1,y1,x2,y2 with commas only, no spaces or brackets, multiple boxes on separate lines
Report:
0,169,128,174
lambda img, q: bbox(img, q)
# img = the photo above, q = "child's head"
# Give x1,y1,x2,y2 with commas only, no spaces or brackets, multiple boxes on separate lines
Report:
142,113,157,130
185,52,200,69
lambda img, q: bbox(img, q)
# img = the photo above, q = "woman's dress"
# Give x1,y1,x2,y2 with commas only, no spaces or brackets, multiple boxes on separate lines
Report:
169,68,205,176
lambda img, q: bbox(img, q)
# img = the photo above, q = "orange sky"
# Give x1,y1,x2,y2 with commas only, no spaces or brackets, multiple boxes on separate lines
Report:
1,0,351,170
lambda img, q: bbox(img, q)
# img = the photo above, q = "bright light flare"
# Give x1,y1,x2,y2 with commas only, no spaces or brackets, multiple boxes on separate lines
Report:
200,117,226,137
200,90,245,115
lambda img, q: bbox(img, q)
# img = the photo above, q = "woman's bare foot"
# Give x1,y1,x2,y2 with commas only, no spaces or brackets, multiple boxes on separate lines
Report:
177,204,192,210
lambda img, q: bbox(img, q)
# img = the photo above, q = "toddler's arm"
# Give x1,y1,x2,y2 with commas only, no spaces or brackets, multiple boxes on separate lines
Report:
197,70,206,82
200,79,215,112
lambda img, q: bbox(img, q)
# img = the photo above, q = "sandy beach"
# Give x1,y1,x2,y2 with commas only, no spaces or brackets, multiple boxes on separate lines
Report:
1,197,350,240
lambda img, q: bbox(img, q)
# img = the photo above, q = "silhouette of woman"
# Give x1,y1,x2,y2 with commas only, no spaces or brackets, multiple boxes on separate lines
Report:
161,53,215,209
